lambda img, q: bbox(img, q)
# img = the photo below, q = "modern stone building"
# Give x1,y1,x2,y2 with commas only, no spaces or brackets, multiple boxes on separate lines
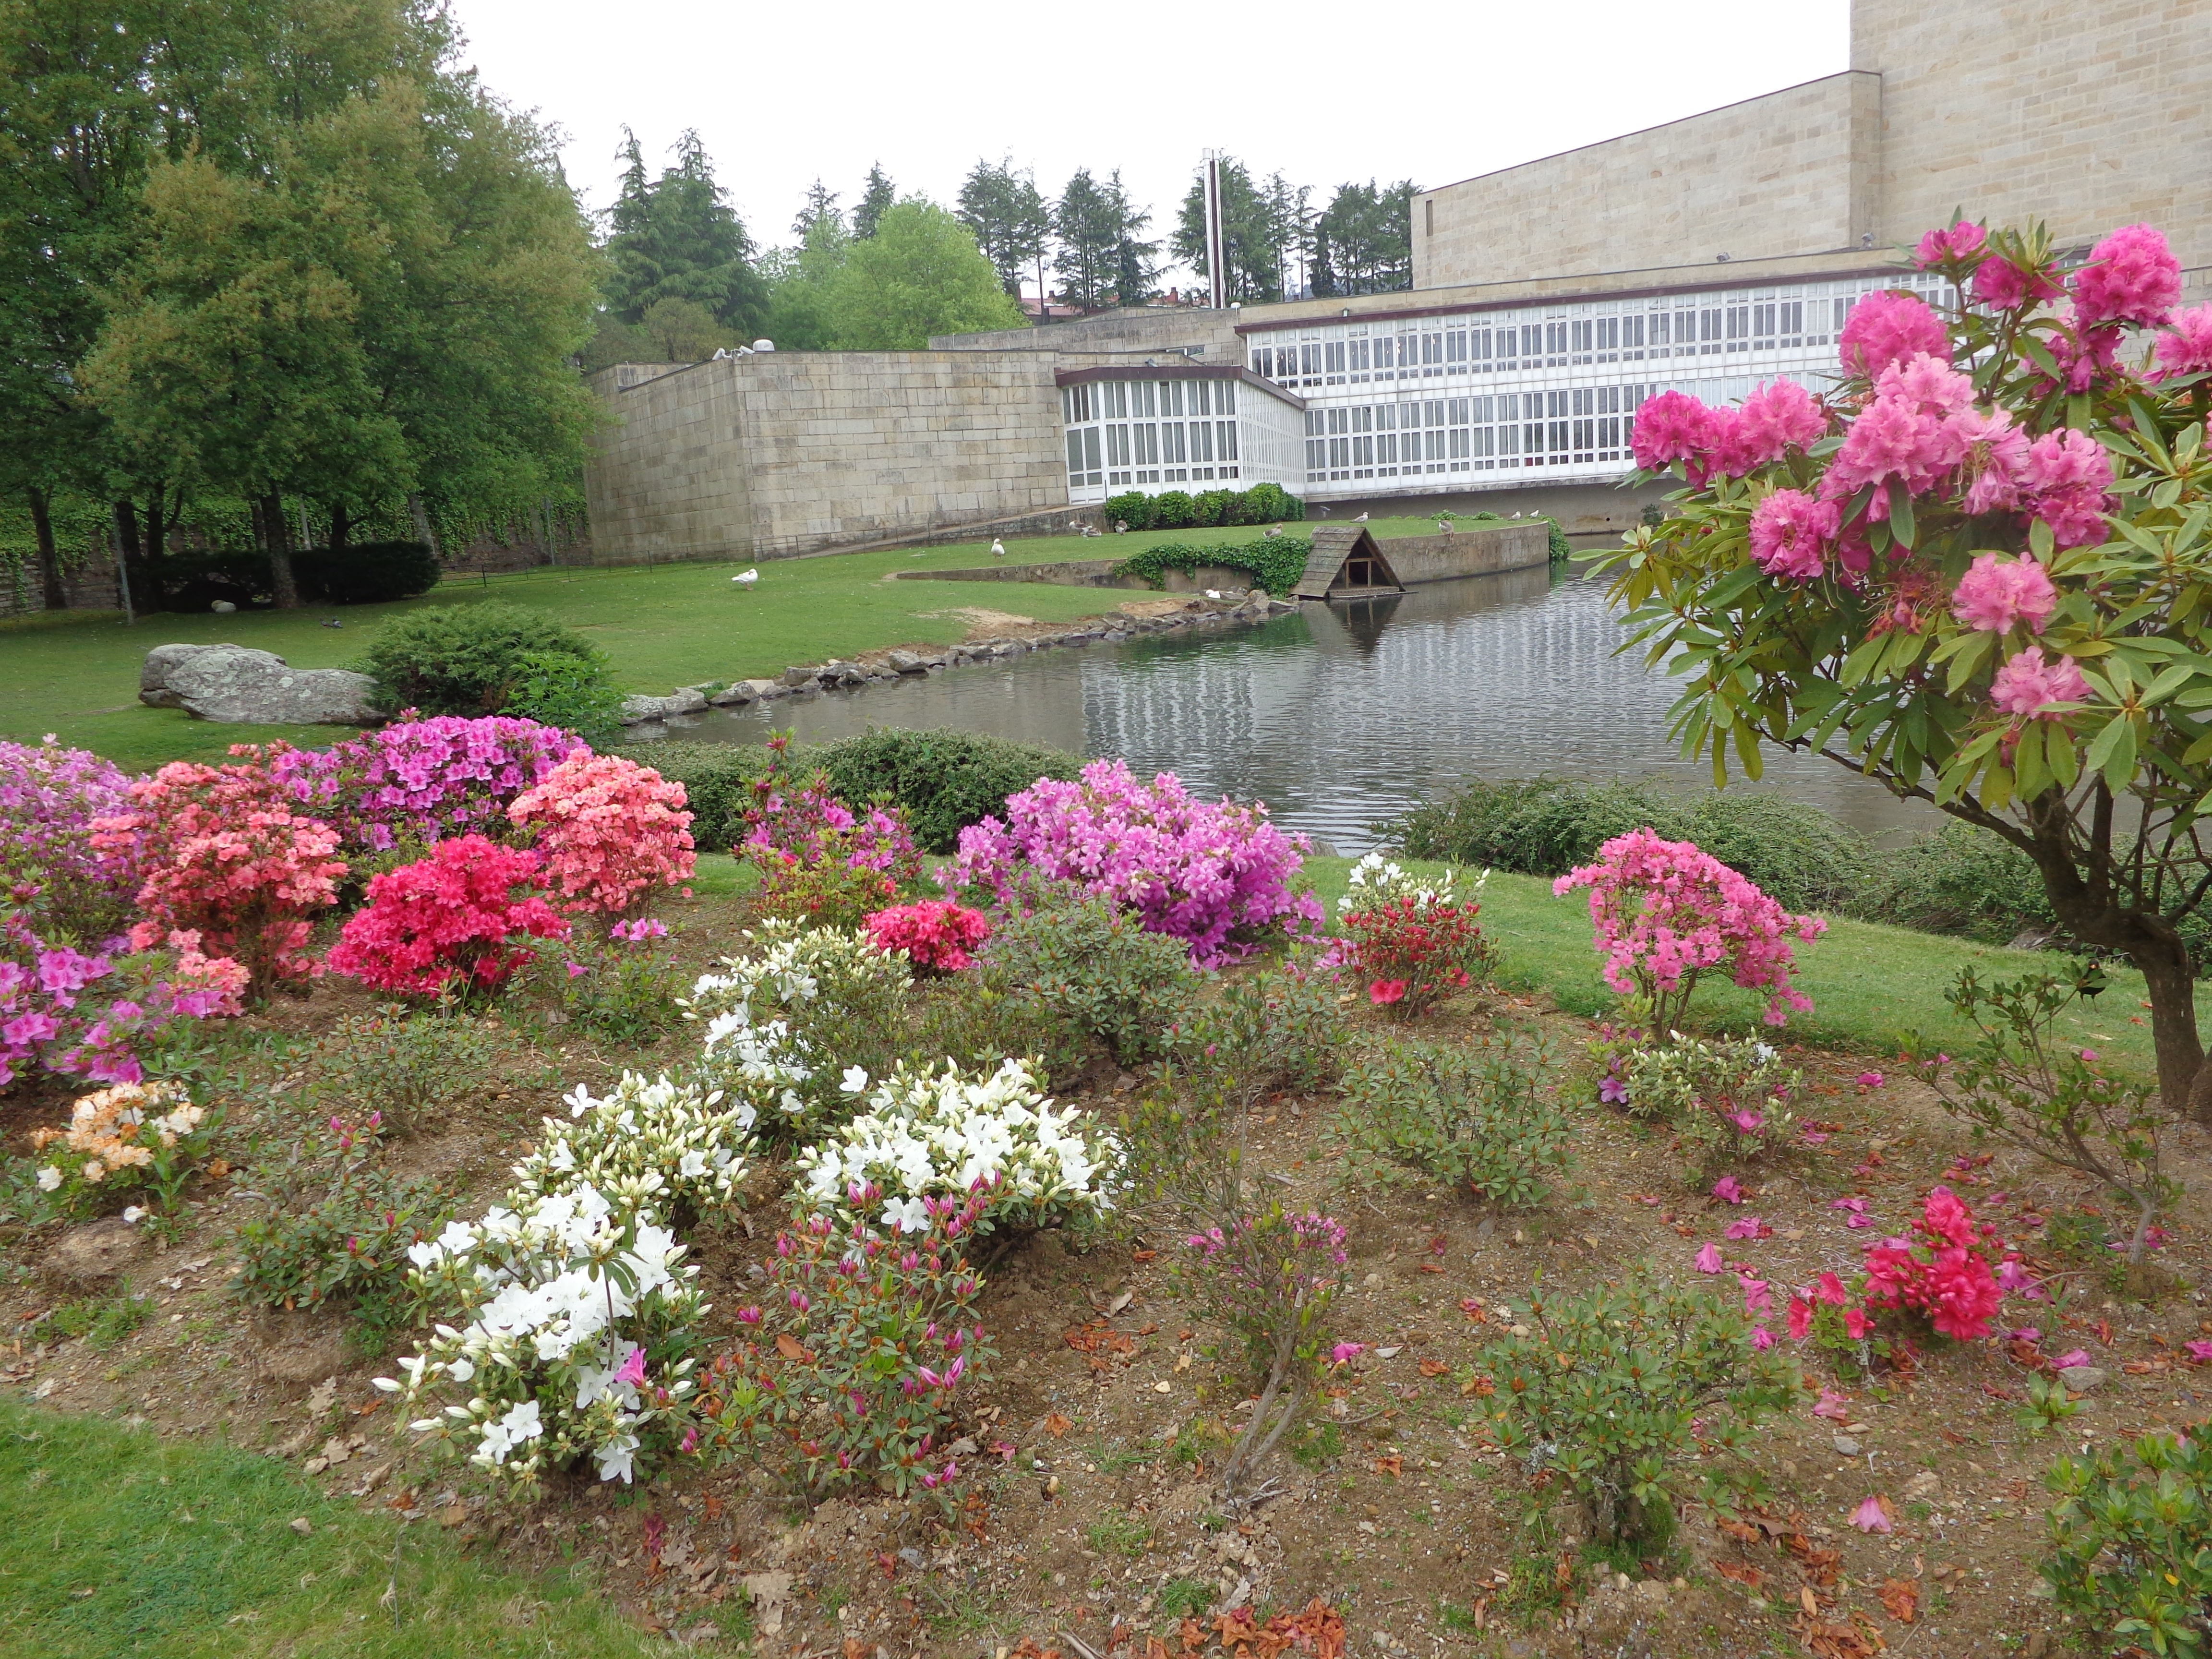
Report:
584,0,2212,564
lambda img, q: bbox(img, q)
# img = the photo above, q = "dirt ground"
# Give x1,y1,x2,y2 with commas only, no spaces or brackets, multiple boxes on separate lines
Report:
6,884,2206,1659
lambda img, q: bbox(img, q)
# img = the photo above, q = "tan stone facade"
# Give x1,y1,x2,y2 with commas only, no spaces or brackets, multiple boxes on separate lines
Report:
1416,0,2212,290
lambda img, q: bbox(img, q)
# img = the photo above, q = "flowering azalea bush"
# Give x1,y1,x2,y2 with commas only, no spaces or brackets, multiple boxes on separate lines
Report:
92,757,347,994
1178,1206,1351,1492
0,737,139,942
701,1197,992,1503
1604,217,2212,1113
1,917,247,1089
1860,1185,2005,1340
863,900,992,974
377,1185,707,1493
795,1058,1120,1238
28,1080,217,1216
1615,1035,1802,1171
1555,829,1826,1029
507,752,696,914
1328,865,1492,1014
541,922,686,1044
325,835,569,996
509,1073,754,1220
1334,1030,1571,1206
743,733,921,880
950,759,1323,966
267,714,585,855
754,844,901,931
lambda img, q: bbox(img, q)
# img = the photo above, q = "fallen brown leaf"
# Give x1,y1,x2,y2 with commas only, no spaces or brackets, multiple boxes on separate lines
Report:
1878,1577,1919,1624
1374,1456,1402,1478
1044,1412,1072,1437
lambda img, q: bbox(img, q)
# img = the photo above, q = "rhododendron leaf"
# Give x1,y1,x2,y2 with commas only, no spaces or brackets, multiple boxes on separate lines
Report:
2017,334,2062,382
2047,724,2081,790
1839,635,1889,690
1887,480,1916,549
2099,718,2140,793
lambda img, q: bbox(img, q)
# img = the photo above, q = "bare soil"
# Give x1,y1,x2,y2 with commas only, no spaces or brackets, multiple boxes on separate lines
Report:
7,885,2207,1659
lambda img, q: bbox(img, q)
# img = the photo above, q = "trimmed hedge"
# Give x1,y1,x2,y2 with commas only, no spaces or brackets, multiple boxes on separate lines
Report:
1105,482,1303,532
359,601,605,718
1114,538,1311,598
626,728,1082,854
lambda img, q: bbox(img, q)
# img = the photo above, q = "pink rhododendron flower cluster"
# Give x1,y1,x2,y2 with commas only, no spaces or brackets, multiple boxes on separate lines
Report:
1632,383,1827,483
93,759,346,994
2151,305,2212,382
1838,289,1951,376
1950,553,2058,633
1553,829,1826,1027
1860,1185,2005,1341
326,834,569,995
1989,646,2092,720
1747,489,1839,579
0,737,140,941
862,900,992,974
1911,220,1987,268
951,759,1323,966
269,714,584,854
2068,224,2184,329
508,753,696,915
0,917,246,1089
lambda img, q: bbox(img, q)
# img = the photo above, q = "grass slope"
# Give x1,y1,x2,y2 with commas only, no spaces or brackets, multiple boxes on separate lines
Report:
0,521,1450,772
1299,855,2197,1080
0,1399,685,1658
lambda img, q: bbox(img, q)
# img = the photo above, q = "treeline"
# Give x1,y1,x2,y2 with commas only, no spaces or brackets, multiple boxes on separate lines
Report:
0,0,602,611
582,147,1419,367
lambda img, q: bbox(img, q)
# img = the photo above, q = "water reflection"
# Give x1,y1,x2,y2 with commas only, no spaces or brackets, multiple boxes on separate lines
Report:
670,566,1932,853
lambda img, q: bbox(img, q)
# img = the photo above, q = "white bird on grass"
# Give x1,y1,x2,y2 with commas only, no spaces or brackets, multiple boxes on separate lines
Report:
733,568,758,587
991,539,1007,558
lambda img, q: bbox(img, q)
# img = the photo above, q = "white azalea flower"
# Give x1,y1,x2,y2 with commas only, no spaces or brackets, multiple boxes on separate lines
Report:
35,1166,60,1192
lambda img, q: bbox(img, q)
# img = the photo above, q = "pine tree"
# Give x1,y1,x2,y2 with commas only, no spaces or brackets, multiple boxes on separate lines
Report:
958,158,1049,300
793,179,842,242
1173,156,1283,304
602,130,767,335
852,162,894,239
1052,168,1117,310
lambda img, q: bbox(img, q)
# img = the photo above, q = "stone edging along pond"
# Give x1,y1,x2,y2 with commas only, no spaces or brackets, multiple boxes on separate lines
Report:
616,588,1297,725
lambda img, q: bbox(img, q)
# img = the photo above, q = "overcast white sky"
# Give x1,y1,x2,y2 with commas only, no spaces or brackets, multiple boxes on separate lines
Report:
447,0,1850,292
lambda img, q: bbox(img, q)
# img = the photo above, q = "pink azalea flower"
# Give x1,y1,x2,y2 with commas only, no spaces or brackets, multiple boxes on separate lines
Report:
1996,1258,2046,1300
1694,1242,1726,1274
1599,1074,1629,1105
2008,1327,2043,1345
1843,1308,1873,1339
2069,224,2182,329
1787,1298,1813,1340
1849,1494,1894,1534
565,960,589,979
1723,1215,1767,1241
680,1426,700,1454
2184,1341,2212,1365
1728,1109,1766,1134
1711,1176,1747,1205
1329,1343,1366,1366
1752,1325,1776,1351
1813,1390,1851,1421
614,1345,648,1387
1814,1272,1850,1306
1741,1274,1774,1316
1855,1070,1885,1089
1951,553,2058,634
2052,1349,2091,1370
1799,1129,1831,1145
1368,979,1408,1007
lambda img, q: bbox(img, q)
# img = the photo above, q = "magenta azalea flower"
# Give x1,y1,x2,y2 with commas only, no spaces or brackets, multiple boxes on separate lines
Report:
1849,1495,1894,1534
1711,1176,1747,1204
1694,1242,1726,1274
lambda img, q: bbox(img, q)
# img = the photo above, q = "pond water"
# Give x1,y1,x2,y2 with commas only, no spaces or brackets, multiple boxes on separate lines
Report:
663,565,1933,854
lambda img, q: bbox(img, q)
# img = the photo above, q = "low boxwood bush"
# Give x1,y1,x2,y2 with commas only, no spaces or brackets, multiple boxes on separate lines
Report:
819,728,1082,854
359,601,606,717
1105,482,1303,531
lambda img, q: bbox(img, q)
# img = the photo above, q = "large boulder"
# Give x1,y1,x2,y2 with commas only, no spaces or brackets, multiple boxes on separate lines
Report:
140,643,382,725
618,687,709,725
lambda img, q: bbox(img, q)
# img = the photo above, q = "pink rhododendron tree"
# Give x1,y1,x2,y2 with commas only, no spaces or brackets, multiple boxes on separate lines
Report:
950,759,1322,966
1604,217,2212,1115
863,900,992,973
91,757,346,995
507,753,697,915
326,835,569,995
268,714,585,854
1554,829,1825,1031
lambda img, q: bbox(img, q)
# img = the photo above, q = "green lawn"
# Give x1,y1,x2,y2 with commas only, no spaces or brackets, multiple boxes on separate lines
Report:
0,1399,691,1658
0,520,1455,773
1299,856,2192,1078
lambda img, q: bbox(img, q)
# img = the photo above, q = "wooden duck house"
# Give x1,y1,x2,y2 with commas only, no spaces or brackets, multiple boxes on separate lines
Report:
1291,525,1405,600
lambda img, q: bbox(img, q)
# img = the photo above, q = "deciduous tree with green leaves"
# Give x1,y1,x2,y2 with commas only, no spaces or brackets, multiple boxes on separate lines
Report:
1595,219,2212,1114
826,201,1025,350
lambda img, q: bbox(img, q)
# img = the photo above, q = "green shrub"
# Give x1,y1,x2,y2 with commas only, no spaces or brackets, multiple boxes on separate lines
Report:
1381,776,1875,915
300,1008,505,1136
1334,1028,1572,1206
539,929,687,1045
980,886,1191,1065
300,540,441,605
1103,485,1301,533
1106,491,1156,531
1243,482,1303,523
1614,1035,1801,1176
614,742,790,852
504,649,627,747
358,601,601,717
1480,1274,1797,1548
1191,488,1237,528
818,728,1081,854
2043,1431,2212,1654
1867,821,2057,943
1115,537,1311,598
1169,959,1349,1106
1151,490,1196,529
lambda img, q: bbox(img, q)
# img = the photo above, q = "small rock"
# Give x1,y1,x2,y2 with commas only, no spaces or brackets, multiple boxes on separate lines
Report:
708,683,755,706
887,649,927,674
289,1517,313,1536
2057,1365,2110,1393
781,666,819,688
1833,1435,1863,1456
39,1217,144,1290
1903,1469,1942,1500
210,599,238,613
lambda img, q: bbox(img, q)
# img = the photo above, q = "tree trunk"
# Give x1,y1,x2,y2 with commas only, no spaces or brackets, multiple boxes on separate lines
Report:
259,491,299,609
328,500,350,560
141,486,170,596
27,487,65,610
113,495,149,610
407,493,439,558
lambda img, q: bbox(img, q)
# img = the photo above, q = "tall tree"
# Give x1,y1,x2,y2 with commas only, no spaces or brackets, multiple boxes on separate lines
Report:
1173,157,1285,304
1263,173,1315,299
1314,180,1419,295
1052,168,1155,311
602,129,766,336
1109,171,1160,308
852,162,894,240
793,179,842,242
957,158,1048,301
827,200,1026,349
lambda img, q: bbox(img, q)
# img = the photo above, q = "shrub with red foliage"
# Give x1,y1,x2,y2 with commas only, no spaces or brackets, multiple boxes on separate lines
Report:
863,901,992,974
1333,897,1491,1017
326,835,569,995
507,753,696,915
91,756,346,995
1861,1185,2004,1341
